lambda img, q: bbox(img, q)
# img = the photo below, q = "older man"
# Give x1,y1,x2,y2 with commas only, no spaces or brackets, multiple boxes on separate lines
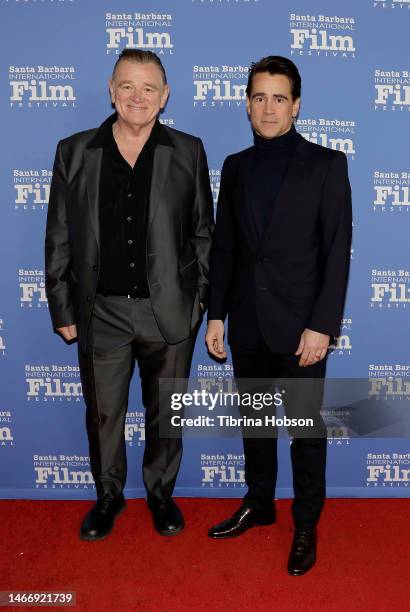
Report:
46,49,214,540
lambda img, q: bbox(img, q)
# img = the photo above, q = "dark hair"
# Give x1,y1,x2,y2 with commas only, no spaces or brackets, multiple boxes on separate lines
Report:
112,49,167,85
246,56,301,100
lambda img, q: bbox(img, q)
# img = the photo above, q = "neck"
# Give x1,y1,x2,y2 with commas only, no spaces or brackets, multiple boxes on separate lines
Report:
113,116,156,146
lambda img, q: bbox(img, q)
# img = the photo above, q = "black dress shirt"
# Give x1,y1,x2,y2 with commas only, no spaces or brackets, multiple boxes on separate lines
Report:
88,113,171,297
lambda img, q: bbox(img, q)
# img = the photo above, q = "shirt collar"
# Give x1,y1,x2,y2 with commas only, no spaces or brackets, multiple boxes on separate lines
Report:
87,112,172,149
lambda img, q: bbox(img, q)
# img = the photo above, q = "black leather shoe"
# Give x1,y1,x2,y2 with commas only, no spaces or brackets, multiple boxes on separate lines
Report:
147,497,184,536
80,493,125,541
287,528,317,576
208,505,275,539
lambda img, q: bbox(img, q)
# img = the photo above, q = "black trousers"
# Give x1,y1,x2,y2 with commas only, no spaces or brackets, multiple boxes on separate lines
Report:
78,295,197,501
230,339,327,529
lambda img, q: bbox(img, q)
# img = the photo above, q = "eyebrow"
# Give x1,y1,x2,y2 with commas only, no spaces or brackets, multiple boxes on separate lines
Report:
251,92,289,100
117,80,159,89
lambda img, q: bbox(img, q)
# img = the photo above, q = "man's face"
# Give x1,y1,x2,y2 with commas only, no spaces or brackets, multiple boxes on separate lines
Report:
109,60,169,129
246,72,300,139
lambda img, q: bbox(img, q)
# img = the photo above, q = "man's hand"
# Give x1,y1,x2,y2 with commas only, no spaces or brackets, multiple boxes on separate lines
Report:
295,328,330,367
57,325,77,342
206,320,227,359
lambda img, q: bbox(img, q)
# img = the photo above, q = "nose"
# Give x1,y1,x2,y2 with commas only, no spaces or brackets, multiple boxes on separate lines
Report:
129,87,145,101
264,97,276,114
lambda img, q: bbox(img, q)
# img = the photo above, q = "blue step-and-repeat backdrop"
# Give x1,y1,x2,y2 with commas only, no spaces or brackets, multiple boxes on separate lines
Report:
0,0,409,499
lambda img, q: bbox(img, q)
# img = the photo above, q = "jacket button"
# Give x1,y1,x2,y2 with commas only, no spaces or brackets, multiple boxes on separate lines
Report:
86,296,92,302
92,265,98,271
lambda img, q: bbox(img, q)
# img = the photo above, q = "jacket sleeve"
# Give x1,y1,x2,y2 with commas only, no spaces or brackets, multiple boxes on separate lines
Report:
308,152,352,337
207,156,235,321
45,140,76,329
190,138,215,308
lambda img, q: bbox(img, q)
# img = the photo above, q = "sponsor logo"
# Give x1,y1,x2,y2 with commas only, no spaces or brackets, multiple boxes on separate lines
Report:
329,318,352,356
368,364,410,400
366,452,410,486
370,269,410,308
193,65,248,108
0,411,13,447
296,118,356,158
0,318,6,356
13,169,51,211
374,70,410,111
289,13,356,58
105,12,173,55
373,0,410,9
373,170,410,212
33,454,94,489
209,168,221,211
25,364,82,402
9,65,76,109
201,453,245,488
125,411,145,446
19,268,48,309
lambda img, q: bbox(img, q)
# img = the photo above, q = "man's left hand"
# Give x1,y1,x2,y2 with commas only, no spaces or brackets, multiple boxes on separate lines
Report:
295,328,330,367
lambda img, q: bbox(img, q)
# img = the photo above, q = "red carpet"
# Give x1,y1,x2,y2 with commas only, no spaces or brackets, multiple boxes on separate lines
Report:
0,498,408,611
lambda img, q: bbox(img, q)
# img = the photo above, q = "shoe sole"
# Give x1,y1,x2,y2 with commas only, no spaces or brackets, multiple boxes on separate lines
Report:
79,504,126,542
208,518,276,539
156,521,185,536
287,560,316,576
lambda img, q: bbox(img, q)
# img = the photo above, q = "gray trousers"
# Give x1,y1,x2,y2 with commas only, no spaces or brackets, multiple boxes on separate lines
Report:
78,295,197,500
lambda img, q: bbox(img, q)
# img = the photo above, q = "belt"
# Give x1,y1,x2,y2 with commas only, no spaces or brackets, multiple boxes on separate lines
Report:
97,290,150,299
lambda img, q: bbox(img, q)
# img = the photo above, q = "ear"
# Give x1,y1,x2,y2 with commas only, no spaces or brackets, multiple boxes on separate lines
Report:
108,79,115,104
160,84,170,109
246,95,251,116
292,97,301,118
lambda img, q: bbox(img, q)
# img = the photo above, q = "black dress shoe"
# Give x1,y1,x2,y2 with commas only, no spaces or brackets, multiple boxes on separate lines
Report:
287,528,317,576
80,493,125,541
147,497,184,536
208,505,275,539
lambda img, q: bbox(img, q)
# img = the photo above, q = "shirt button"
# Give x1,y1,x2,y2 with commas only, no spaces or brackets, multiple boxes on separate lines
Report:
128,239,133,245
126,216,132,222
129,262,135,268
127,193,133,198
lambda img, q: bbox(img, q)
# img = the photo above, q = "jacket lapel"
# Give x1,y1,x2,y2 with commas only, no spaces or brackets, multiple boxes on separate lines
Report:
148,144,173,228
83,147,103,247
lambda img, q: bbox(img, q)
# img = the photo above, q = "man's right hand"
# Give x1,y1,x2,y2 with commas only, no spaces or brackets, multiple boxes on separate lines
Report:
205,320,227,359
56,325,77,342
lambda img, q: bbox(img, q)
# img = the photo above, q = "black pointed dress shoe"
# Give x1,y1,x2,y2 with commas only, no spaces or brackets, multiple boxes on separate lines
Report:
147,497,185,536
80,493,125,541
287,528,317,576
208,505,275,539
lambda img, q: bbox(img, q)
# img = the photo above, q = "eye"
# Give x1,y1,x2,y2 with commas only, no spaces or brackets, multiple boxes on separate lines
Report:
255,96,263,103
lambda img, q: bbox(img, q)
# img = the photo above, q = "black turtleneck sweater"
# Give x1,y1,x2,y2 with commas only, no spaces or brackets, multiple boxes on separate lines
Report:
250,124,301,239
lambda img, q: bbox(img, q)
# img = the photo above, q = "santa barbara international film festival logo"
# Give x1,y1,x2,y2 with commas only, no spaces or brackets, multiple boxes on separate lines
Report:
374,69,410,112
368,363,410,401
193,65,248,108
9,65,76,109
33,453,94,490
201,453,245,488
296,117,356,159
105,11,173,55
18,268,48,309
329,317,352,356
0,410,14,448
366,452,410,487
373,170,410,213
25,364,82,403
209,169,220,211
125,411,145,446
0,318,6,357
370,268,410,309
289,12,356,58
13,169,51,211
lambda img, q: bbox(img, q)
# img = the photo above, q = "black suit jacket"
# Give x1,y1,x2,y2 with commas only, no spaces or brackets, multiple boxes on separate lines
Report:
45,120,214,351
208,137,352,354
